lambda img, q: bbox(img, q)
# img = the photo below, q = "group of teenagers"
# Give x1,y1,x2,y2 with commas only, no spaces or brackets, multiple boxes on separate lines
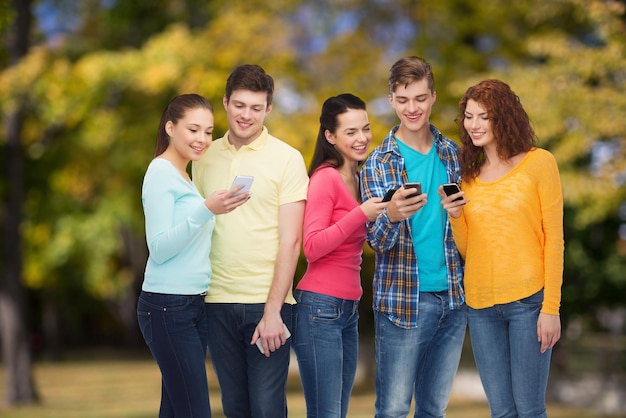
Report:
138,55,564,418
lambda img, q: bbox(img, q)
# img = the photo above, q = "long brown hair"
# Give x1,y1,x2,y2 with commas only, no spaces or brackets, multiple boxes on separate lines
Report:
455,79,536,180
308,93,367,176
154,94,213,157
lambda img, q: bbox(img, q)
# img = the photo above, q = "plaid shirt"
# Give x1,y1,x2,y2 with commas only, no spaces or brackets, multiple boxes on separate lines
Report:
360,124,465,329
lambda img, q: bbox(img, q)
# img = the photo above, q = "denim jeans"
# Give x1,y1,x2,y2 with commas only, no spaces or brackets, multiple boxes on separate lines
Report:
374,292,467,418
205,303,292,418
137,290,211,418
468,289,551,418
292,289,360,418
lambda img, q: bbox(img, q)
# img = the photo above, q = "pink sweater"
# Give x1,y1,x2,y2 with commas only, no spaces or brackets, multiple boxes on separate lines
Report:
296,165,368,300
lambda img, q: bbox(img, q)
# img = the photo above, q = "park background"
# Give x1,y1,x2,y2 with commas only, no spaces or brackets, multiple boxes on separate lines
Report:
1,0,625,416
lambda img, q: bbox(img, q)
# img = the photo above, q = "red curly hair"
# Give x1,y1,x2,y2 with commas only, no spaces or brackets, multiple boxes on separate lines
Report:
455,79,536,180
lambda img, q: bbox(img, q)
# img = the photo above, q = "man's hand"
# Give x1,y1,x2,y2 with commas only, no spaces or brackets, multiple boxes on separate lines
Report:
251,314,288,358
386,186,427,223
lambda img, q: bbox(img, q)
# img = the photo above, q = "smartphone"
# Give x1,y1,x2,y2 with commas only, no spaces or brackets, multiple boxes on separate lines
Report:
382,188,398,202
255,323,291,354
230,175,254,196
404,182,422,198
443,183,463,202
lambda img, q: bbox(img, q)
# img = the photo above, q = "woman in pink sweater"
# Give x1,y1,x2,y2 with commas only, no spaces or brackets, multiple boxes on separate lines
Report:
440,79,564,418
293,94,387,417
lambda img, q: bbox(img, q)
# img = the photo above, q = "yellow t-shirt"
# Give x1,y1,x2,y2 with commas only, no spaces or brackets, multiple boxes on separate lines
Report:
450,148,564,314
192,127,308,304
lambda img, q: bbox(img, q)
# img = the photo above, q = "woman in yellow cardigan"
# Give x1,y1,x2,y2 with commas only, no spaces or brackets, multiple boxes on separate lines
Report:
440,79,564,418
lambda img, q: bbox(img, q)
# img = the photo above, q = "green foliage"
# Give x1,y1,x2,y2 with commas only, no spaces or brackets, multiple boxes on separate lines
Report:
441,0,626,324
0,0,625,346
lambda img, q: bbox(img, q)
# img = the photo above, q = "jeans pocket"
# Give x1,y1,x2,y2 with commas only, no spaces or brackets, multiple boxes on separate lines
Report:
311,304,341,322
161,294,193,312
137,310,152,344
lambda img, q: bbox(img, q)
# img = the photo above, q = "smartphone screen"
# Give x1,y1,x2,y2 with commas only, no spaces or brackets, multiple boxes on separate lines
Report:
404,182,422,198
443,183,463,202
230,175,254,195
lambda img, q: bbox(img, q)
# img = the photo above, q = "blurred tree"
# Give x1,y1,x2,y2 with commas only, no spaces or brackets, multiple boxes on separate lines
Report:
0,2,623,401
283,0,626,332
0,0,40,406
32,0,217,55
442,0,626,327
1,0,309,361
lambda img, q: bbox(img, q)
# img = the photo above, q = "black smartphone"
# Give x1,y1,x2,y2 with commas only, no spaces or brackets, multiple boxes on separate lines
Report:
404,182,422,198
382,188,397,202
443,183,463,202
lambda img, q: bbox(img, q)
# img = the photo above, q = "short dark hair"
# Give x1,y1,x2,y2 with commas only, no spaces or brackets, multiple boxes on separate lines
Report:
308,93,367,176
224,64,274,107
388,56,435,94
154,94,213,157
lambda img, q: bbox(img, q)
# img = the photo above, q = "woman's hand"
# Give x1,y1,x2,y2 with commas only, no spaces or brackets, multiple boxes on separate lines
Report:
537,313,561,353
360,197,388,222
204,186,250,215
437,185,468,219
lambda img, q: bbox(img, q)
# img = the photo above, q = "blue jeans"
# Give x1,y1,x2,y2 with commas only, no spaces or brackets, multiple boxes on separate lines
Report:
374,292,467,418
205,303,292,418
468,289,551,418
292,289,360,418
137,291,211,418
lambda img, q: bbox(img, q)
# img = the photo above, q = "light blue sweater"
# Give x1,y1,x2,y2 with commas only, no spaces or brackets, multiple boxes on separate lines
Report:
141,158,215,295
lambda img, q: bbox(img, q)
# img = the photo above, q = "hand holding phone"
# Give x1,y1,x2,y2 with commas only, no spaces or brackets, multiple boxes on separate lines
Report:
443,183,463,202
255,323,291,354
382,188,398,202
404,182,422,198
382,182,422,202
230,175,254,196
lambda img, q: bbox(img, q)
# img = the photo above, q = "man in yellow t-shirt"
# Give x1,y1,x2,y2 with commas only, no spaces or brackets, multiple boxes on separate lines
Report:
192,64,308,417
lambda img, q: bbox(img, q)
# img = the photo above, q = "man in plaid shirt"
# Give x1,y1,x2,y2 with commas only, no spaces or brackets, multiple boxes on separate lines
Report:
360,56,467,418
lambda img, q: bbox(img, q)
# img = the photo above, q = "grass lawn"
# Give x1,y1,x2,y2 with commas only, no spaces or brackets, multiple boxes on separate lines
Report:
0,352,620,418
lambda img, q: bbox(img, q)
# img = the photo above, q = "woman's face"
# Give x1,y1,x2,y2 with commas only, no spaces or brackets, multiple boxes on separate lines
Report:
326,108,372,165
166,107,214,162
463,99,494,148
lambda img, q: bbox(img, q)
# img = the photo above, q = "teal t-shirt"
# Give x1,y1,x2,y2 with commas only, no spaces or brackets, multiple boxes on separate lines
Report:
396,137,448,292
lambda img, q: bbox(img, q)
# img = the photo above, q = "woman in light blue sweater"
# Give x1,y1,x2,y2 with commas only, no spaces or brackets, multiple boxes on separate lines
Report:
138,94,249,418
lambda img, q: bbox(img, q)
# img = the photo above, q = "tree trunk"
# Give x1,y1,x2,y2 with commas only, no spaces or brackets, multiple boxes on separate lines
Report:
0,0,39,405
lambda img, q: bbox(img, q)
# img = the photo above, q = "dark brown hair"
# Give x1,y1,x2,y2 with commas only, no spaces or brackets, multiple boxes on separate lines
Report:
308,93,367,176
224,64,274,107
154,94,213,157
455,79,536,180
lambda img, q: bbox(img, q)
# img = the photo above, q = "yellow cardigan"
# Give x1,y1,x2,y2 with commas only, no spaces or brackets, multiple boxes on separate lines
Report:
450,148,564,315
